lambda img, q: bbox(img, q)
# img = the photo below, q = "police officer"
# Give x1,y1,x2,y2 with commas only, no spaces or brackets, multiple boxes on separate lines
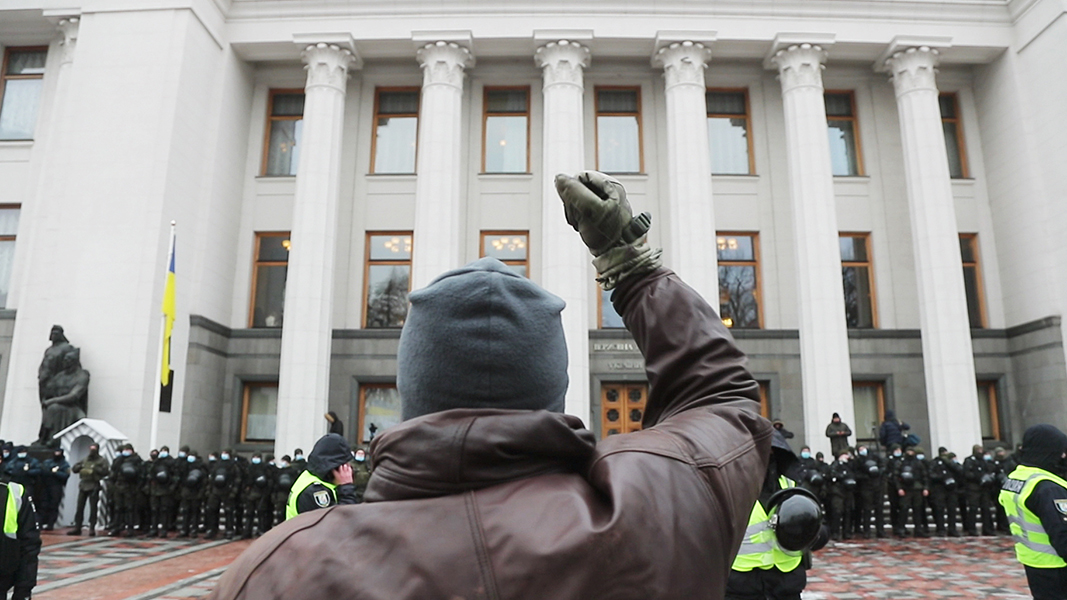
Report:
998,424,1067,599
2,447,41,498
928,448,962,537
0,472,41,600
286,434,358,519
203,449,241,539
177,451,206,538
727,431,826,600
852,444,886,538
352,448,372,502
147,446,179,537
39,448,70,530
827,450,855,541
963,444,996,536
109,444,144,537
68,443,109,536
893,446,929,537
291,449,307,475
241,452,273,539
272,455,297,526
992,446,1013,534
885,443,904,532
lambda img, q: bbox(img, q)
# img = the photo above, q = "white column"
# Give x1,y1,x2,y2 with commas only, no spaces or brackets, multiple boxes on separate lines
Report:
535,40,591,422
653,41,718,303
410,41,474,290
885,46,981,452
772,44,855,455
275,43,356,457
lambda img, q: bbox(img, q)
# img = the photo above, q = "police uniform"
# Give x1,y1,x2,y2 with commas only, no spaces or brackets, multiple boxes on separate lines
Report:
0,481,40,600
827,457,855,540
851,449,886,538
109,447,144,536
203,454,241,539
69,448,109,535
40,450,71,530
147,449,179,537
241,456,274,538
272,459,298,526
928,452,962,536
998,424,1067,600
177,454,207,537
893,449,929,537
963,447,996,536
286,434,359,519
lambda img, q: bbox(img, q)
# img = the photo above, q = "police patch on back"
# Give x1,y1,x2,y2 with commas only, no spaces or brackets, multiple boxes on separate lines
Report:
313,490,331,508
1055,498,1067,515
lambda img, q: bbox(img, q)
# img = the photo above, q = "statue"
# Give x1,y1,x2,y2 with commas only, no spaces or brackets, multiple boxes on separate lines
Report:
36,327,90,447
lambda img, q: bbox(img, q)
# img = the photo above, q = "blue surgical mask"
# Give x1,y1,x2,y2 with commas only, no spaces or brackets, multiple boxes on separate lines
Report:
178,451,186,458
187,456,196,463
17,452,27,459
859,449,868,456
917,454,925,461
800,451,810,459
984,454,992,461
893,450,902,458
208,456,217,462
251,458,261,464
123,450,132,457
221,454,230,460
159,452,169,458
294,454,304,461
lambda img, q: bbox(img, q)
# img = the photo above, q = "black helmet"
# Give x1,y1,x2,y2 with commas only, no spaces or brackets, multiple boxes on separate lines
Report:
944,476,957,490
767,487,823,552
808,472,824,486
843,477,857,490
865,459,880,477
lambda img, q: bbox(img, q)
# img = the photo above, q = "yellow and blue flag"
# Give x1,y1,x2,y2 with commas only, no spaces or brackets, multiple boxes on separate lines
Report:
161,229,176,386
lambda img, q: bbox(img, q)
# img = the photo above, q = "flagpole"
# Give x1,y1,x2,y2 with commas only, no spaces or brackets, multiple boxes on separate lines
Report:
150,221,176,450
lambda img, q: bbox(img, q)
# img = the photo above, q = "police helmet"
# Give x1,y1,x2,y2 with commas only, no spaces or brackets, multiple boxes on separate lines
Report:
767,487,824,552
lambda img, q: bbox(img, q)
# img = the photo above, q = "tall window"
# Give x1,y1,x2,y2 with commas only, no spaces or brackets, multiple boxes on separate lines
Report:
359,384,402,443
483,87,529,173
599,286,624,328
596,87,642,173
0,47,47,140
600,383,647,438
825,91,863,176
249,232,289,328
372,88,419,174
977,380,1001,441
840,233,876,328
241,382,278,442
364,232,412,328
940,93,969,179
481,231,529,277
717,233,761,329
757,381,771,419
706,89,754,175
0,205,19,308
960,234,986,328
852,382,885,443
261,90,304,176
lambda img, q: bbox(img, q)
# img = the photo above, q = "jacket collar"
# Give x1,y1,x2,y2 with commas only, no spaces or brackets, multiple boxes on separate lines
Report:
364,408,597,503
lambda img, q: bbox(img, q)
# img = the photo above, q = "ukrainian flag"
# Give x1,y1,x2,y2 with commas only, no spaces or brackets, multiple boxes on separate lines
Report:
161,230,176,386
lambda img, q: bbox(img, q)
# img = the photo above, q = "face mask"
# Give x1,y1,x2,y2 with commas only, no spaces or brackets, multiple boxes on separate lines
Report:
280,461,289,468
355,452,366,462
893,451,902,458
859,449,868,456
983,455,992,461
251,458,261,464
123,450,132,456
800,451,810,459
17,452,27,459
221,454,230,461
187,456,196,463
178,451,186,458
917,454,925,461
2,451,8,458
159,452,169,458
838,456,849,463
208,456,217,462
294,455,304,461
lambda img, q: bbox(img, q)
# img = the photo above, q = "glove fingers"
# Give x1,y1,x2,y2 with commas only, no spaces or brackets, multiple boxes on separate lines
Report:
556,173,607,220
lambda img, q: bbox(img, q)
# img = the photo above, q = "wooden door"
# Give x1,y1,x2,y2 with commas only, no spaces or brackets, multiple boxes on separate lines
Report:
601,383,648,438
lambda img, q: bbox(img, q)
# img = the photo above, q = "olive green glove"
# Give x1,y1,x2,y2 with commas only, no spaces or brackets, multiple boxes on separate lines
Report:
555,170,662,290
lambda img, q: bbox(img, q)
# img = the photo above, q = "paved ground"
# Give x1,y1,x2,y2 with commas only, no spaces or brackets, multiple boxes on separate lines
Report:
27,530,1032,599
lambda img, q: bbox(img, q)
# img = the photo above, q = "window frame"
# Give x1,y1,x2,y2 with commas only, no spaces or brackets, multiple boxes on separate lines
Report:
852,381,886,444
594,85,645,174
481,86,531,174
0,203,21,309
716,231,764,329
248,231,290,328
757,381,771,419
259,89,305,177
0,46,48,141
357,383,399,444
479,230,530,276
369,86,421,175
240,381,279,443
977,380,1002,441
940,92,970,179
706,87,755,175
597,284,626,329
960,233,988,329
824,90,866,177
839,232,879,329
362,230,413,328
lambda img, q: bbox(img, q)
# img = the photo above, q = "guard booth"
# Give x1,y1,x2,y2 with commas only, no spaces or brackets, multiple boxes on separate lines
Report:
52,418,127,528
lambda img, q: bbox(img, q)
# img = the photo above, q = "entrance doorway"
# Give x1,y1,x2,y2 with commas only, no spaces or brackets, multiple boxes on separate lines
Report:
600,383,648,438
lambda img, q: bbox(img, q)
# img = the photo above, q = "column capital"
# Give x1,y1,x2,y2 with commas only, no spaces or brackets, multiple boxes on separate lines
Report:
301,43,356,93
653,41,711,90
884,46,940,97
772,44,827,93
56,17,79,65
535,40,590,89
416,41,474,90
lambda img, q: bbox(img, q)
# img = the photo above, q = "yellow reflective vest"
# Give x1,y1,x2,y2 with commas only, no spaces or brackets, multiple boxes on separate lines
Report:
732,476,803,573
998,465,1067,569
285,470,337,520
3,482,24,539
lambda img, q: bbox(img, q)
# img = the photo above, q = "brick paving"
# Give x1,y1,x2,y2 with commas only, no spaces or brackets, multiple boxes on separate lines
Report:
28,530,1032,599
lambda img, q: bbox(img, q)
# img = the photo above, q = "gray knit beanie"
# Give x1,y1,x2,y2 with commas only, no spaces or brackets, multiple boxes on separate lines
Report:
398,257,568,420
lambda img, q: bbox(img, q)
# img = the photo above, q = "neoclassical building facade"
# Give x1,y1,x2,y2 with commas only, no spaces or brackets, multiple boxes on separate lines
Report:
0,0,1064,459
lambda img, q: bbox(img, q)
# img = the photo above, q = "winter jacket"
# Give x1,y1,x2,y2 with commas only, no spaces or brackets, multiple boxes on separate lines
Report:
825,421,852,457
72,454,109,492
878,413,910,449
0,482,40,597
209,267,773,600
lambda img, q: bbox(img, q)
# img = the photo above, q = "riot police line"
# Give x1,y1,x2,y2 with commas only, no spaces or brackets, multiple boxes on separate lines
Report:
0,439,373,539
794,441,1017,539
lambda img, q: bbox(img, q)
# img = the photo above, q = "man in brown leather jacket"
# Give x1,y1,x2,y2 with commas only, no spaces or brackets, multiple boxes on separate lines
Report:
210,171,773,600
